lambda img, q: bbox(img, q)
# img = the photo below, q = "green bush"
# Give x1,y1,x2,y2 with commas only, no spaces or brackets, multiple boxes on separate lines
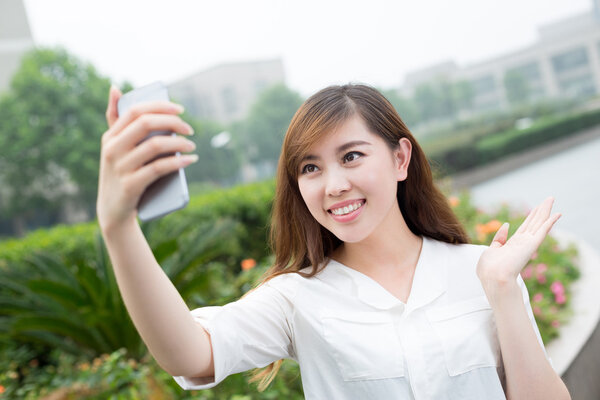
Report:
0,233,144,359
0,180,276,272
428,108,600,174
0,223,97,268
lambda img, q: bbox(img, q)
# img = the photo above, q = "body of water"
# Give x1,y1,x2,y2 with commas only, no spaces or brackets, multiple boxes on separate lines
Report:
470,136,600,252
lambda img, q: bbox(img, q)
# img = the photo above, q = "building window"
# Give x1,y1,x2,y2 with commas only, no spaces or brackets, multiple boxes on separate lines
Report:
558,73,596,97
551,47,589,74
506,62,542,81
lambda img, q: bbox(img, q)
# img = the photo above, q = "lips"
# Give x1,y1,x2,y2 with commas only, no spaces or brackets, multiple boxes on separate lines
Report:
328,199,366,216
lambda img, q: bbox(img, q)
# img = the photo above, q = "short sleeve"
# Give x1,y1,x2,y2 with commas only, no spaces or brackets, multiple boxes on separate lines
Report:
173,279,296,390
516,275,554,369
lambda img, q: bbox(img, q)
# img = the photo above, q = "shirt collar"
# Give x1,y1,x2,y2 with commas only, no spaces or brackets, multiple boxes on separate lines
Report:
320,236,448,311
406,237,448,312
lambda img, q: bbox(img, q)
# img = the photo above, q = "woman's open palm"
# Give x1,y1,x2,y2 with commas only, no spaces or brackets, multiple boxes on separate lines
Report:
477,197,562,284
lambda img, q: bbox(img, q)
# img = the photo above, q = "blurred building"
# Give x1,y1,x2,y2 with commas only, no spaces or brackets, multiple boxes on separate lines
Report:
168,58,285,123
402,0,600,112
0,0,34,93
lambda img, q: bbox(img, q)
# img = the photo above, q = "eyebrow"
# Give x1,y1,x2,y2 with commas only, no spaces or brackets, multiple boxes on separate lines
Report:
301,140,372,162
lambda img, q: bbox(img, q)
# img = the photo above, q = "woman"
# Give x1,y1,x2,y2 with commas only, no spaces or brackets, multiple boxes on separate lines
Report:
97,84,571,399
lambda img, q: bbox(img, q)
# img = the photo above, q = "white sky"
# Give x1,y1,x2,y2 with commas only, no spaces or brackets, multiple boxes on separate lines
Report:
23,0,591,97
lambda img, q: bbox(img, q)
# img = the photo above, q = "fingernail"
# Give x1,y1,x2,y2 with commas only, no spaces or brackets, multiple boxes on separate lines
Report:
171,103,185,113
182,154,198,164
185,123,194,135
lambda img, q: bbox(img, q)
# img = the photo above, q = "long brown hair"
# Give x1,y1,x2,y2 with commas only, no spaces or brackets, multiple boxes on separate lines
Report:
249,84,469,390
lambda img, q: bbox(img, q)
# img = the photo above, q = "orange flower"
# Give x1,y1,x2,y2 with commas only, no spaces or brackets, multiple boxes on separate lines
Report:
475,219,503,241
241,258,256,271
0,385,5,394
448,196,460,207
485,220,502,233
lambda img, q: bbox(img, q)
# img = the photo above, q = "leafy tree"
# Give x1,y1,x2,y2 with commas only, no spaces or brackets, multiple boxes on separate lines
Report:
504,70,531,106
183,118,240,185
0,47,111,236
412,79,474,123
239,83,303,166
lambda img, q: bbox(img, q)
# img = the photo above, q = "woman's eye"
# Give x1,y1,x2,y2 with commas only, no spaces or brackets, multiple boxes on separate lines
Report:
343,151,363,163
301,164,319,174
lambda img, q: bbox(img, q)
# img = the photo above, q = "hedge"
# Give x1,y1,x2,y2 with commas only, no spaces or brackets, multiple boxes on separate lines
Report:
428,108,600,175
0,180,276,269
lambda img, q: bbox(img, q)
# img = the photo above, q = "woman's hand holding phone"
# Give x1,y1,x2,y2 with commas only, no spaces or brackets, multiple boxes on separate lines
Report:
96,85,197,233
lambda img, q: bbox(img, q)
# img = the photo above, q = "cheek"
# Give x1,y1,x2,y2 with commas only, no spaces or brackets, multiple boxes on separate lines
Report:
361,162,399,200
298,180,329,226
298,180,320,213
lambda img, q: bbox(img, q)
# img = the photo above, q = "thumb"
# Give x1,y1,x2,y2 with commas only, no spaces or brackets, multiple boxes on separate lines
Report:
490,222,509,248
105,84,122,128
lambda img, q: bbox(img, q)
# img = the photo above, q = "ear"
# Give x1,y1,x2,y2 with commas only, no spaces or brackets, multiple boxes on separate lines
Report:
393,138,412,182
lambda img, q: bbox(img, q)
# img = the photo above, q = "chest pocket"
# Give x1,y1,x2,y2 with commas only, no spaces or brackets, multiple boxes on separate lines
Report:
319,309,404,381
426,295,501,376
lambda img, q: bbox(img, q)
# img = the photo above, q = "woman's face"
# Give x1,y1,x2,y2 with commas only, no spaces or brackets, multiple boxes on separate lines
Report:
297,114,410,243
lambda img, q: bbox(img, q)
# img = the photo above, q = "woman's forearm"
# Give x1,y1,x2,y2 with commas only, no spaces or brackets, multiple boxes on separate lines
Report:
101,217,213,377
483,279,570,400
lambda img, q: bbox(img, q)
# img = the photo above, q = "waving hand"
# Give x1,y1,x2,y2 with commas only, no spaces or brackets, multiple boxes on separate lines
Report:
477,197,562,285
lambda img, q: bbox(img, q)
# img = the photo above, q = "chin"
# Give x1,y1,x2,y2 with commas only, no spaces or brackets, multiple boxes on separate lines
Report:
329,228,371,244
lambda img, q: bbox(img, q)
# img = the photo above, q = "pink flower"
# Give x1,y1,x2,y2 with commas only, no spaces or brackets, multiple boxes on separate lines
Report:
550,281,565,296
533,293,544,303
533,306,542,316
536,274,547,284
555,293,567,305
521,266,533,280
551,320,560,328
536,263,548,274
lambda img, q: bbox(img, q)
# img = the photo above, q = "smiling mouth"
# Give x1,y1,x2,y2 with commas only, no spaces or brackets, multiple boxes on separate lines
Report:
328,200,366,216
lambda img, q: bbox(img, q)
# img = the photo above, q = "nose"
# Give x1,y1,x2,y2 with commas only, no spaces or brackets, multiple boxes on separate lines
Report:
325,166,351,197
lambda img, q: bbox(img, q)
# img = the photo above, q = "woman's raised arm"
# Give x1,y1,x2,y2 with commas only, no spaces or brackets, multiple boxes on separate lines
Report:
96,86,213,378
477,197,571,400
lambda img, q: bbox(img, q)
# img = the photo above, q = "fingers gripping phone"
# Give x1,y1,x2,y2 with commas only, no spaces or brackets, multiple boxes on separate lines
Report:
117,82,190,221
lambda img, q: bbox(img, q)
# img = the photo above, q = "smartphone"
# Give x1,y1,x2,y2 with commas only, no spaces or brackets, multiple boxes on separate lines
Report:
117,81,190,221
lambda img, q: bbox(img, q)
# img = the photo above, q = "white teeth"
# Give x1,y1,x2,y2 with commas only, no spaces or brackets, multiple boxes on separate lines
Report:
331,201,364,216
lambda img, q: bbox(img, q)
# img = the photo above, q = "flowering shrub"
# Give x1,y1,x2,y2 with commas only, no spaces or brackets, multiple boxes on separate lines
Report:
449,192,580,343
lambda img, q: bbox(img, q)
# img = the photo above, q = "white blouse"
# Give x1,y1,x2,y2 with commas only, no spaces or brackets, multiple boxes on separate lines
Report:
174,236,551,399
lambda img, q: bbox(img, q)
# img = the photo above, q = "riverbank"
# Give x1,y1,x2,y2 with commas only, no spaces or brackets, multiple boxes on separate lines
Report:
447,124,600,190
